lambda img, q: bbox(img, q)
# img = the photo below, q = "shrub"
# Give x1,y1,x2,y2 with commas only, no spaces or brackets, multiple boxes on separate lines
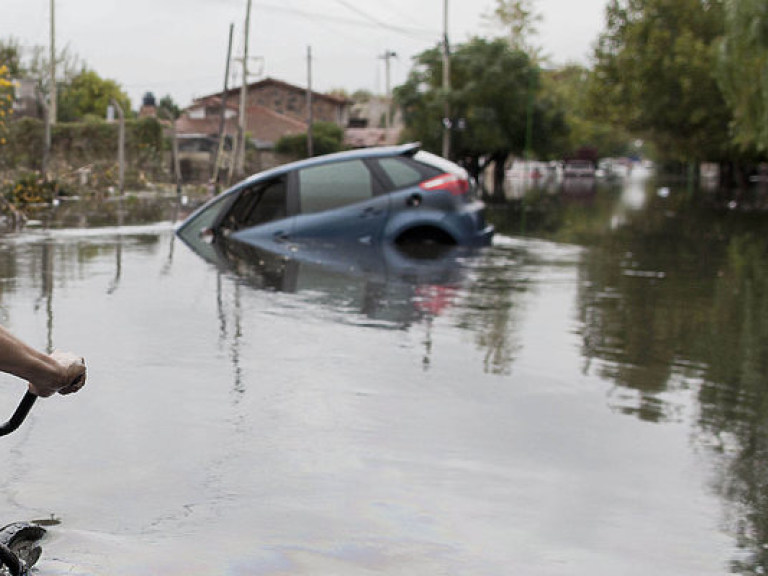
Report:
1,172,67,205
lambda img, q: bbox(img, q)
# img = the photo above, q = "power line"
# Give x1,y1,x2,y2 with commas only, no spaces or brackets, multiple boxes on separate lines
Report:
254,1,437,41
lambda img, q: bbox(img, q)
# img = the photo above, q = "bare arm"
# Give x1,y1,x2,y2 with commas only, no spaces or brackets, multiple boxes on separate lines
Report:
0,325,86,398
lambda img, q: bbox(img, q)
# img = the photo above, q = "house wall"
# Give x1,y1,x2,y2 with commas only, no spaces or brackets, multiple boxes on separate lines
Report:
246,83,347,127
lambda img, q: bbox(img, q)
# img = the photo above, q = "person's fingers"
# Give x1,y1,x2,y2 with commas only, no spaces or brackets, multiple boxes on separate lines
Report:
50,351,87,395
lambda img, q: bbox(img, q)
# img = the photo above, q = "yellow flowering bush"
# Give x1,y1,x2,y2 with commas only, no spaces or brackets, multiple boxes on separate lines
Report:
0,65,13,146
2,173,58,205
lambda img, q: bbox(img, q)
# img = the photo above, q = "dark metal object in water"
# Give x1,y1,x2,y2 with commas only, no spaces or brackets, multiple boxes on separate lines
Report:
0,393,44,575
0,393,37,437
0,523,46,575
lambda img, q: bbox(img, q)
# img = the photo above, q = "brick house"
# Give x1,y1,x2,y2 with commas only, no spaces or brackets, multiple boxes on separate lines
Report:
176,77,351,149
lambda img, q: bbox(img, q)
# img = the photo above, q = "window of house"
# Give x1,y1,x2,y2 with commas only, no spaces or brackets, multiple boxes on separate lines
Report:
298,160,373,214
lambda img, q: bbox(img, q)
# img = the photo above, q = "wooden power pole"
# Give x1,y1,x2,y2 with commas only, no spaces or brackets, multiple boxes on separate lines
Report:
379,50,397,130
441,0,451,160
236,0,252,178
306,46,313,157
212,23,235,185
111,99,125,195
49,0,57,125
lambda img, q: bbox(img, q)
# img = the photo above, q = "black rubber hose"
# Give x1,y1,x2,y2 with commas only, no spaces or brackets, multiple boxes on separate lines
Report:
0,392,37,438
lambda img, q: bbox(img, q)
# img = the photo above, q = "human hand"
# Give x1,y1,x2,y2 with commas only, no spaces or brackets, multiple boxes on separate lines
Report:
28,351,86,398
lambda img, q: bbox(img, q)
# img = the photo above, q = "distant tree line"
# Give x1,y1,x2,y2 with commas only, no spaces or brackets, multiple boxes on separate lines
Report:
396,0,767,190
0,37,181,123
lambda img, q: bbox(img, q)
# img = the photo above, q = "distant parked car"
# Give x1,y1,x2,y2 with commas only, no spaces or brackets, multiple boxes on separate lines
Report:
176,143,494,252
563,159,596,178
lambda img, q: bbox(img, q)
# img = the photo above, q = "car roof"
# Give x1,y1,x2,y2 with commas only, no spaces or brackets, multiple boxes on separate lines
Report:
237,142,422,188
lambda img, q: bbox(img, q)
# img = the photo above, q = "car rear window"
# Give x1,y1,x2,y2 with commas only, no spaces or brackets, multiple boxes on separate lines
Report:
377,157,426,189
298,160,374,214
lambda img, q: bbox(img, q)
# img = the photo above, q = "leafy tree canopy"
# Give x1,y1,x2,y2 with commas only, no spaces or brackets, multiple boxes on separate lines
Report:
275,121,344,158
716,0,768,153
482,0,542,59
0,38,24,78
0,65,13,145
395,37,567,191
542,64,634,158
589,0,732,163
157,94,181,120
58,68,131,122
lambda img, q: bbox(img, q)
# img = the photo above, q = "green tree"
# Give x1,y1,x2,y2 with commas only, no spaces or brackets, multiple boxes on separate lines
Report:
0,38,24,77
542,64,633,158
350,89,373,103
0,64,12,146
58,68,131,122
275,121,344,158
157,94,181,120
395,38,567,195
716,0,768,152
482,0,542,58
590,0,731,165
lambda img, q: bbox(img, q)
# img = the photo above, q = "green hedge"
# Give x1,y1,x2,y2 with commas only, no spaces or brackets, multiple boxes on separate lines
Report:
1,117,166,186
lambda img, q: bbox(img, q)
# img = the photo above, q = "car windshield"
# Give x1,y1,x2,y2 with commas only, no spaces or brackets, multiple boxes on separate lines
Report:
221,178,287,232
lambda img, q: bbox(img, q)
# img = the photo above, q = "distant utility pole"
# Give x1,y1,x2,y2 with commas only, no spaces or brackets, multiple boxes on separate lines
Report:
213,23,235,185
49,0,56,125
110,98,125,195
306,46,313,157
441,0,451,159
379,50,397,130
236,0,252,178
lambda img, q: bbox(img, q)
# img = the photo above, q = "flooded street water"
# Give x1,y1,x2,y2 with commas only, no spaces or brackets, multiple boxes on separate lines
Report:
0,172,766,574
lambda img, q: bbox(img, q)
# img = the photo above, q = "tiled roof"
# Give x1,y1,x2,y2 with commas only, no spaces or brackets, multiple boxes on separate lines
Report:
244,104,307,142
175,115,238,138
193,77,351,106
187,96,239,112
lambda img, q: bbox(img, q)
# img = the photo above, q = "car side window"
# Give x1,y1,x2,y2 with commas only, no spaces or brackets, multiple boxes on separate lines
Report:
376,157,425,189
298,160,373,214
222,178,287,231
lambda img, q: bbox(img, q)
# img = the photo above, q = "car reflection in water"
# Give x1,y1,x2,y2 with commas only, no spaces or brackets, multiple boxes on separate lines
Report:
179,227,472,327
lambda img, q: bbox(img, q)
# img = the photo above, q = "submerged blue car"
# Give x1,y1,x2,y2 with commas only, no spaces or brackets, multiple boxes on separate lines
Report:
176,143,494,251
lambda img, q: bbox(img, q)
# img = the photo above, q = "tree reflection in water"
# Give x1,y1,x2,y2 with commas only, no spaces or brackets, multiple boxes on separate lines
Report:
485,176,768,574
3,184,768,572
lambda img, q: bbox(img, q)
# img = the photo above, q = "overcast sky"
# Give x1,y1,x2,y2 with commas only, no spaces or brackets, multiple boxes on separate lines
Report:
1,0,609,110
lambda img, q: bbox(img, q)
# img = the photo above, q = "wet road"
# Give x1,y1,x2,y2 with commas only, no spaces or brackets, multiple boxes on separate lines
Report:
0,172,764,574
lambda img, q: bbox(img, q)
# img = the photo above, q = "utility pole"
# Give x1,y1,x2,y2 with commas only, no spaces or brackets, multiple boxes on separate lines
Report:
112,98,125,198
306,46,313,157
379,50,397,130
43,0,56,178
212,23,235,185
49,0,56,125
111,99,125,195
236,0,252,178
441,0,451,159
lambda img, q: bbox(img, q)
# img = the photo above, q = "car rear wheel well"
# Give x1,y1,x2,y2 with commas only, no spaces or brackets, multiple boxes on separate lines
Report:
395,226,457,246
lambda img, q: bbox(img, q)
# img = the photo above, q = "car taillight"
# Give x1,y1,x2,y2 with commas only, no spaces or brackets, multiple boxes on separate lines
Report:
419,173,469,196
